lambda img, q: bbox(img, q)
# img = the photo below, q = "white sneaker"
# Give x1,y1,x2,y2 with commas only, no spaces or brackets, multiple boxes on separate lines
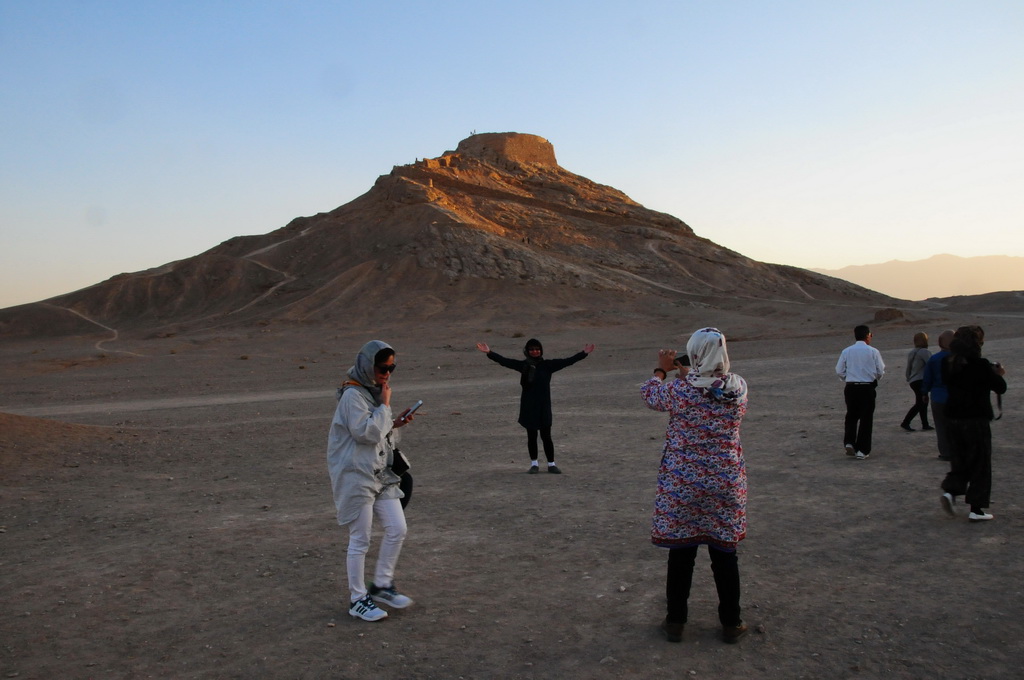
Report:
844,444,856,456
349,595,388,621
855,451,869,460
940,493,956,517
968,511,994,522
369,582,413,609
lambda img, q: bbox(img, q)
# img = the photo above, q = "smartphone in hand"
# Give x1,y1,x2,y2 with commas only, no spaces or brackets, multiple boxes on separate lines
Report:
400,400,423,421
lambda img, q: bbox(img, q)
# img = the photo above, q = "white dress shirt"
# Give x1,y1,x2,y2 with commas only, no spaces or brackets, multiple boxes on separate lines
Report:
836,341,885,383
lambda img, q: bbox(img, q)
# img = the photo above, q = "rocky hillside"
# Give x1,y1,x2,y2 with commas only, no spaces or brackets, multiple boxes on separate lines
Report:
1,132,888,337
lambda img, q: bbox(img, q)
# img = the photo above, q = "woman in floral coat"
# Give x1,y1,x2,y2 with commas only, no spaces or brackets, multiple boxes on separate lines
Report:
641,327,749,644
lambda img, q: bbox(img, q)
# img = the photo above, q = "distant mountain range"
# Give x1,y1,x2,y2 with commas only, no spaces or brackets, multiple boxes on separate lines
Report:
813,254,1024,301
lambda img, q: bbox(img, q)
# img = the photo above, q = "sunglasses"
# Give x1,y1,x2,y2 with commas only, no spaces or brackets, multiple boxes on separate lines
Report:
374,363,397,374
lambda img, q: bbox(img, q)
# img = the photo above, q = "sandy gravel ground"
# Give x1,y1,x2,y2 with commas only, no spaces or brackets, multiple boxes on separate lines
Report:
1,309,1022,679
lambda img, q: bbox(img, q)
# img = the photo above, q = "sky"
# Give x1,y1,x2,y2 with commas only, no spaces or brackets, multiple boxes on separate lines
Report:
2,1,1023,308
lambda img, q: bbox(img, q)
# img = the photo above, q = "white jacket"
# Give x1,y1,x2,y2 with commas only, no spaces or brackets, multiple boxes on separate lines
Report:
327,385,403,525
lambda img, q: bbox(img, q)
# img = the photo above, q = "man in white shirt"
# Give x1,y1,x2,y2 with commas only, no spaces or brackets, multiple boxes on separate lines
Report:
836,325,886,459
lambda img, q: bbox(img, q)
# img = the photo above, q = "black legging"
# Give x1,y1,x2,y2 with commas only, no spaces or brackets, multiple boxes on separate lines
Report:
666,545,741,626
526,427,554,462
901,380,931,428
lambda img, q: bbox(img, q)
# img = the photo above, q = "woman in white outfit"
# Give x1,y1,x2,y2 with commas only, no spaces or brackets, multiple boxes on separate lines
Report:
327,340,417,621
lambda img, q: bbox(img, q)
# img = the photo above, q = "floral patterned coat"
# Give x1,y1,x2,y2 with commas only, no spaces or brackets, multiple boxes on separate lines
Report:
641,375,748,550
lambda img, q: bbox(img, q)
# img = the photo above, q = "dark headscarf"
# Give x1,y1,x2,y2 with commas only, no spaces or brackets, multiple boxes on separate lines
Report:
340,340,393,406
521,338,543,386
947,325,984,376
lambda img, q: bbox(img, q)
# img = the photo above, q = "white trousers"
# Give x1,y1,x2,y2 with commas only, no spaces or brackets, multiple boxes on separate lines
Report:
345,497,407,603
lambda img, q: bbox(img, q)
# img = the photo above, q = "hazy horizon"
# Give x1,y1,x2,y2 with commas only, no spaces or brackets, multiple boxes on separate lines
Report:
814,254,1024,301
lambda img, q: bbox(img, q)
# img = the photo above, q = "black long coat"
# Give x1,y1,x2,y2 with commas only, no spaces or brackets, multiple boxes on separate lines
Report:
486,350,588,429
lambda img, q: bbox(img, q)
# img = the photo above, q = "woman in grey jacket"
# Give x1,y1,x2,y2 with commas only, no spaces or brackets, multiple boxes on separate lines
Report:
327,340,417,621
900,332,933,432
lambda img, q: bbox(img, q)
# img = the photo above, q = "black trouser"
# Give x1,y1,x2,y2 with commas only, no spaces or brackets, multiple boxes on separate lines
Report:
942,417,993,509
526,427,554,462
843,382,877,454
666,545,741,626
931,401,953,460
901,380,931,428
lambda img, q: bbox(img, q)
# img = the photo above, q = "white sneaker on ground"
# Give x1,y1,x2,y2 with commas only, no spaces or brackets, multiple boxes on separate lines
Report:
349,595,388,621
968,511,994,522
855,451,869,460
940,493,956,517
369,582,414,609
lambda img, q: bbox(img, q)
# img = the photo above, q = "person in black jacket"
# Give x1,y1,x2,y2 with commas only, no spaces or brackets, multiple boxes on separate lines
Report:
939,325,1007,522
476,338,595,473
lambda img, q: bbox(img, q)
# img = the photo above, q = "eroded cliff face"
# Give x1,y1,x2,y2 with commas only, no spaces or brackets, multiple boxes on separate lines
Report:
2,132,888,336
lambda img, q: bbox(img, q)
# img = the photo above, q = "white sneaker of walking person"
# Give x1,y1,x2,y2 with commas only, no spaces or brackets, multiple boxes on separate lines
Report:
349,595,388,621
940,493,956,517
369,582,414,608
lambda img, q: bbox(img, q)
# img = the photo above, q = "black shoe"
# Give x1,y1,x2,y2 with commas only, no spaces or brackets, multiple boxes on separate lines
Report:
661,617,684,643
900,423,915,432
527,466,539,474
922,425,934,431
547,465,562,474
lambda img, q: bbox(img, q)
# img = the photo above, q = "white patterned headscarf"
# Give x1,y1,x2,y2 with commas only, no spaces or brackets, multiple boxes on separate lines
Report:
685,327,747,402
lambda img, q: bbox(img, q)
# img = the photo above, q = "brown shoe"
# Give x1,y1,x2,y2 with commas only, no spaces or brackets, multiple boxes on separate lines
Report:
722,621,748,643
660,617,684,643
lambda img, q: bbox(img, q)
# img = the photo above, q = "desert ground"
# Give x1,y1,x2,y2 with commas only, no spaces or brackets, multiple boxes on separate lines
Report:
2,302,1022,679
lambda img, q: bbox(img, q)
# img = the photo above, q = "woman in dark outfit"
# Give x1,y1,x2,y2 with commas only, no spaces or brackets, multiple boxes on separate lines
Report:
476,338,595,473
939,325,1007,521
900,331,933,431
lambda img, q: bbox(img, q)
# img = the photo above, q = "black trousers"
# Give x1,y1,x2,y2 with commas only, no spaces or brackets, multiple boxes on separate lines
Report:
526,427,554,462
901,380,931,428
942,417,993,509
666,545,741,626
843,383,877,454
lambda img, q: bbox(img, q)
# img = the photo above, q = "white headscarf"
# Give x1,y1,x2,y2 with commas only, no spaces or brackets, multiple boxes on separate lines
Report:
685,327,747,402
